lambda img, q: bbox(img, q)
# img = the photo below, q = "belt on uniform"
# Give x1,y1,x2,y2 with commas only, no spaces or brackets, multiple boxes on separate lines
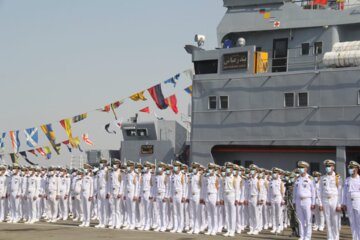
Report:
300,197,311,200
323,195,337,199
192,192,199,196
208,192,216,195
351,197,360,201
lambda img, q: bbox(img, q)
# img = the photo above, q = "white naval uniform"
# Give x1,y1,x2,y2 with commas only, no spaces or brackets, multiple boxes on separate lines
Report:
268,177,285,232
58,175,70,220
46,175,60,222
10,174,22,222
141,171,152,230
80,175,93,226
108,169,123,228
38,175,47,219
188,172,201,234
170,172,185,232
25,175,40,223
319,172,342,240
96,169,109,227
237,176,246,232
0,174,8,221
71,176,83,221
125,171,138,229
313,180,325,230
223,174,239,236
343,175,360,240
202,174,218,235
293,174,316,240
245,175,266,233
155,173,167,231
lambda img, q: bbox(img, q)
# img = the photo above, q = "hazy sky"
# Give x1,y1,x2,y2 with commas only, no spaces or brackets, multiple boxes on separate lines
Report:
0,0,225,166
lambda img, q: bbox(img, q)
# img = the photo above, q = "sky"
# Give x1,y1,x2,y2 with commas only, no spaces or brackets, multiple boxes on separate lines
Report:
0,0,225,167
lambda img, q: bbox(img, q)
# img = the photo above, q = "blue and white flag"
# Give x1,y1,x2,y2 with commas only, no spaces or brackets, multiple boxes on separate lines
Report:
164,73,181,87
164,77,176,87
0,132,5,150
24,127,39,148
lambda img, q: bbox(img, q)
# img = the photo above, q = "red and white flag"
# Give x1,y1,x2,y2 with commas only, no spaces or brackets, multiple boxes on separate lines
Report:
82,133,94,146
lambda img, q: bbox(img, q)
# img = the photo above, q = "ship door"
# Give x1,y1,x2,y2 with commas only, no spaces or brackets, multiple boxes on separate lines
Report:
272,38,288,72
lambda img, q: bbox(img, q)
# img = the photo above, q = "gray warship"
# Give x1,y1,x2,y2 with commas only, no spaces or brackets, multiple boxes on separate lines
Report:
186,0,360,179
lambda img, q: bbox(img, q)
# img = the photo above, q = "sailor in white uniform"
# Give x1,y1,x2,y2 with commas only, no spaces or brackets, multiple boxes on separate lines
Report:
293,161,316,240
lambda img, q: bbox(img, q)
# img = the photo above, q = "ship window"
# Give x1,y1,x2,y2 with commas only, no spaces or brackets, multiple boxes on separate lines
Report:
284,93,295,107
219,96,229,109
126,129,137,136
194,60,218,74
137,129,148,137
298,92,309,107
357,90,360,105
301,43,310,55
314,42,323,55
208,96,217,110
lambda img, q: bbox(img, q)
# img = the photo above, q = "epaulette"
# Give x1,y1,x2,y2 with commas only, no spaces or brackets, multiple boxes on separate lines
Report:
308,176,313,180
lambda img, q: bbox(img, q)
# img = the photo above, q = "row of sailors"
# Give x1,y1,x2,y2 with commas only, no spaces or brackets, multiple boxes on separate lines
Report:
0,159,359,239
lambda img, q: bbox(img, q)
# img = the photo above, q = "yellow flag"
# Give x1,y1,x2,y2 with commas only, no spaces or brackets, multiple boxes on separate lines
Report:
60,119,75,147
264,12,271,19
130,91,147,101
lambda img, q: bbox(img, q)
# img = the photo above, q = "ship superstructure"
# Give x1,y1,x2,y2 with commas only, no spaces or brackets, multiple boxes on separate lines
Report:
187,0,360,178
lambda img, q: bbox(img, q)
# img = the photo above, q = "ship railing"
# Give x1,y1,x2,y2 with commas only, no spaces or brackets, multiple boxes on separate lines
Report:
256,54,323,73
293,0,360,10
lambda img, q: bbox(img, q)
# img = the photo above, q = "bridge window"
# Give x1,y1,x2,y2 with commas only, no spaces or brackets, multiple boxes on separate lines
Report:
194,60,218,74
301,43,310,55
298,92,309,107
208,96,217,110
219,96,229,109
284,93,295,107
314,42,323,55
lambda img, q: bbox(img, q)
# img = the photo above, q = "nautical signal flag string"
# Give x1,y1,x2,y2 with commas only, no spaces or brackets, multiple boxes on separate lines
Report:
0,69,193,157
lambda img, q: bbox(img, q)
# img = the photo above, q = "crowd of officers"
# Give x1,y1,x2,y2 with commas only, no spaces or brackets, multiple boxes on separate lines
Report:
0,158,359,240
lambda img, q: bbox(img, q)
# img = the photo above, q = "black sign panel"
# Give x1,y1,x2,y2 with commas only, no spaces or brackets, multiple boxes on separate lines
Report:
223,52,248,70
141,145,154,154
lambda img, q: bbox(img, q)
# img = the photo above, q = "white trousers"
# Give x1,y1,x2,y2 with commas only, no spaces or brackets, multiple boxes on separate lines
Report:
126,193,136,227
206,193,218,234
190,195,200,232
0,197,6,221
97,193,108,225
58,195,68,220
157,193,166,230
224,193,236,234
248,196,259,232
271,201,283,231
26,196,38,221
142,192,151,229
173,196,184,231
110,195,122,227
81,194,91,225
323,197,341,240
347,199,360,240
47,194,58,221
313,205,325,229
296,198,312,240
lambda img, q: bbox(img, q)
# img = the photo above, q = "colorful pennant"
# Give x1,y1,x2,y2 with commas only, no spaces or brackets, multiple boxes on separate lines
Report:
9,131,20,153
19,151,37,166
40,124,60,155
10,153,19,164
60,119,75,147
165,95,178,114
139,107,150,114
82,133,94,146
105,123,116,134
43,146,52,160
148,84,168,110
72,113,88,123
130,91,147,101
0,133,5,150
24,127,38,148
184,85,193,96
